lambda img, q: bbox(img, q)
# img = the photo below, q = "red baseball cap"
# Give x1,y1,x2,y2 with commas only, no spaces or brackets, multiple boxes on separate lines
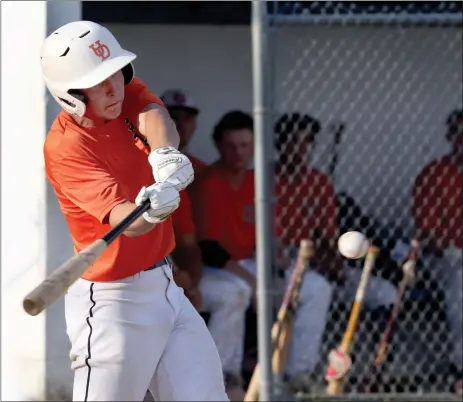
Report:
160,89,199,114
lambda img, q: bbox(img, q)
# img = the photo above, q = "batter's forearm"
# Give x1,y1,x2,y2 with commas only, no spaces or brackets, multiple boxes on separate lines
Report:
138,104,180,149
109,202,157,237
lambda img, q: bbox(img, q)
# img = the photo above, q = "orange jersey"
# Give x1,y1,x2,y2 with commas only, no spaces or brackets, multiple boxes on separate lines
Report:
191,165,255,260
172,191,196,237
413,156,462,249
276,168,338,247
44,77,175,282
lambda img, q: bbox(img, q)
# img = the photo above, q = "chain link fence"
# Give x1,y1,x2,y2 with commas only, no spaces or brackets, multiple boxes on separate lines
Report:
262,1,462,399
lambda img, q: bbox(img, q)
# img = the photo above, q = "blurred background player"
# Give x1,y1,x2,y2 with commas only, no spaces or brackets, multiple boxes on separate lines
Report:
161,89,207,175
412,109,463,394
41,20,227,401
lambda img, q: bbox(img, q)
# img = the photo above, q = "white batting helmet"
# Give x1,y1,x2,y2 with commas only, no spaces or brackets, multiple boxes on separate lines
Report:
41,21,136,116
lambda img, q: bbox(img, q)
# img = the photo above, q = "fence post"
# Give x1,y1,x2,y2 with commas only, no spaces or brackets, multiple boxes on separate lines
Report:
252,1,274,400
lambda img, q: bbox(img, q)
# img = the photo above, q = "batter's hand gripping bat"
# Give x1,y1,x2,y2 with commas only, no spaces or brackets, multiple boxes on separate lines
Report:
244,239,314,402
363,240,419,389
23,200,151,316
325,245,380,396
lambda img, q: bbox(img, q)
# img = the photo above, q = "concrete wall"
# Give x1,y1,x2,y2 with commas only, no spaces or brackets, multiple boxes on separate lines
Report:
1,2,81,400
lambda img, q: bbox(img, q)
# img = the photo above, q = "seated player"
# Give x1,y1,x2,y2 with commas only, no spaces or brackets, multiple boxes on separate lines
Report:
191,110,398,393
161,89,207,175
412,109,462,395
190,111,257,393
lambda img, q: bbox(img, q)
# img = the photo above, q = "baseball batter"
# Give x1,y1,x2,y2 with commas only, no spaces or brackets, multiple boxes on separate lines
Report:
41,21,228,401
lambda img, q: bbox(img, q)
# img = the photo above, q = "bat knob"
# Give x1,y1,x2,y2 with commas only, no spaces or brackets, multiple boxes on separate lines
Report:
325,348,352,381
23,298,43,316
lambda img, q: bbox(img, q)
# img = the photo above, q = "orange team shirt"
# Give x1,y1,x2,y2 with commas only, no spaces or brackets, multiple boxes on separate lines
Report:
172,191,196,237
413,156,462,249
275,168,338,247
191,165,256,260
44,77,175,282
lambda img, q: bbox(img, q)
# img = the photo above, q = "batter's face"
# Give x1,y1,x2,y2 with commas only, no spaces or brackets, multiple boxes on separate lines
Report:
169,108,198,149
218,128,254,172
82,71,125,120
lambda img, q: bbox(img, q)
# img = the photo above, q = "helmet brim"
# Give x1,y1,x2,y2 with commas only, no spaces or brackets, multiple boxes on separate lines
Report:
67,51,136,90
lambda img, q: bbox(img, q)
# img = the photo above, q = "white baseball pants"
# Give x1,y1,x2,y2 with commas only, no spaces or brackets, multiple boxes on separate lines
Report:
200,259,397,377
65,262,228,402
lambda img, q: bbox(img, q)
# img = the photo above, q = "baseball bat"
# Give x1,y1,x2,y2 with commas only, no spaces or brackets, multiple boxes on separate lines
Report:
325,245,379,395
244,239,314,402
362,240,419,389
328,122,345,181
22,200,151,316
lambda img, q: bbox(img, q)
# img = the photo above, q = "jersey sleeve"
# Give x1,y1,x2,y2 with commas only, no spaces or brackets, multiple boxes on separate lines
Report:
45,146,127,224
172,191,196,237
123,77,166,120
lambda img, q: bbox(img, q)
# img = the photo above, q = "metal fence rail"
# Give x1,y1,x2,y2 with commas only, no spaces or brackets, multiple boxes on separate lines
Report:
297,394,462,402
252,1,462,400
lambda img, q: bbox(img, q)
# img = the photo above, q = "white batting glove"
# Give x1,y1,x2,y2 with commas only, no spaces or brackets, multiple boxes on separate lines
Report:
135,182,180,224
148,146,194,191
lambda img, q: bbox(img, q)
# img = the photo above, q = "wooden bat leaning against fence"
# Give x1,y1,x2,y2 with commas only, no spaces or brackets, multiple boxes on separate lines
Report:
244,239,314,402
360,240,419,391
325,245,380,396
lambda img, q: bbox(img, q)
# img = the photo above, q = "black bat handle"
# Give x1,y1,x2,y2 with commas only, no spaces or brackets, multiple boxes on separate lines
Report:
102,199,151,245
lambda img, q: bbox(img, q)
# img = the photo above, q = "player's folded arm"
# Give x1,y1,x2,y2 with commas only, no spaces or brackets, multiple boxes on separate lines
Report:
198,240,231,268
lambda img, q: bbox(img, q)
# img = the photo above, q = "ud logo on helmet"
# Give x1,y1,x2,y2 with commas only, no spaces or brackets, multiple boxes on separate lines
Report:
89,40,111,61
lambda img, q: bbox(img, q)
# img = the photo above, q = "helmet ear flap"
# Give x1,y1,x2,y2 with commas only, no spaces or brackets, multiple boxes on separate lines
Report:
68,89,88,105
122,63,134,84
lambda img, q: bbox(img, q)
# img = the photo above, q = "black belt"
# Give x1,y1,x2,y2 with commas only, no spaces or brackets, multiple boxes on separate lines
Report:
144,256,171,272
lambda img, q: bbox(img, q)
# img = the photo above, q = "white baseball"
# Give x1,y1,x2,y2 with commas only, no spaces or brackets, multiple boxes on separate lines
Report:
338,231,369,259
